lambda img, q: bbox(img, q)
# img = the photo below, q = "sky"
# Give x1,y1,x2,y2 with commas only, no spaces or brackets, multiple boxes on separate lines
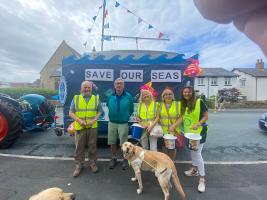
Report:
0,0,266,83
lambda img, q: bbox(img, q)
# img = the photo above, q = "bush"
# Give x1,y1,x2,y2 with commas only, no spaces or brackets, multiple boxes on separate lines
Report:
0,88,57,99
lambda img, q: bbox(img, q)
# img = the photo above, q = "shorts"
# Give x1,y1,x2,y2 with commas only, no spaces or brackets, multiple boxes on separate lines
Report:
108,122,129,145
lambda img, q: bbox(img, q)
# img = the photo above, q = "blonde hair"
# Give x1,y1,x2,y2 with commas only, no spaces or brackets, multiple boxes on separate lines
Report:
161,88,175,102
139,90,154,103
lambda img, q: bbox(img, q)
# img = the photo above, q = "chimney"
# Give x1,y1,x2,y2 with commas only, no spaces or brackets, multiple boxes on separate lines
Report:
256,59,264,70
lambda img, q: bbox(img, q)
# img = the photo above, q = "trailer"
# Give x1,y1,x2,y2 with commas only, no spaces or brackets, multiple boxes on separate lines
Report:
56,50,194,137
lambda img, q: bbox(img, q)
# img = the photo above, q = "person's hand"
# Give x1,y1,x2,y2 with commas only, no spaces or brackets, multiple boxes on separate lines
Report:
192,123,201,130
169,125,176,133
77,118,86,126
146,124,153,133
86,118,97,126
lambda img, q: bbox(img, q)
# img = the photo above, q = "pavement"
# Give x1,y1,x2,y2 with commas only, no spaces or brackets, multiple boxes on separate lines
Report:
1,156,267,200
1,109,267,200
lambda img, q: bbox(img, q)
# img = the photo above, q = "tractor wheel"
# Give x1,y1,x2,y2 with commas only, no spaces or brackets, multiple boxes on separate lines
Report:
0,99,23,148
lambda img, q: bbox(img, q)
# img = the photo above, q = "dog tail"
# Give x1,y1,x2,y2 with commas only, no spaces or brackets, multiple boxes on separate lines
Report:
171,165,186,200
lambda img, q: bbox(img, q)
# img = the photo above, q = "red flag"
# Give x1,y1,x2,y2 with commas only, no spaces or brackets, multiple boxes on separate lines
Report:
104,10,108,18
158,32,164,39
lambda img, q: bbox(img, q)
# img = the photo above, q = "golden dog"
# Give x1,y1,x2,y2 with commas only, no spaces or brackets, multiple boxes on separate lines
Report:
122,142,186,200
29,187,75,200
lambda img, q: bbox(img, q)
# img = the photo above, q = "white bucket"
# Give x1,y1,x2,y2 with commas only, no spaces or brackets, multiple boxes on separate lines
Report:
163,134,177,149
184,133,202,151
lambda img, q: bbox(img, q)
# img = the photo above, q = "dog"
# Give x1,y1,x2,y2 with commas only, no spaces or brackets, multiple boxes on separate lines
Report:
122,141,186,200
29,187,75,200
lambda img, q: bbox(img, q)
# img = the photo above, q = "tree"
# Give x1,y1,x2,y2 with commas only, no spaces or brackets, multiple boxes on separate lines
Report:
218,88,241,103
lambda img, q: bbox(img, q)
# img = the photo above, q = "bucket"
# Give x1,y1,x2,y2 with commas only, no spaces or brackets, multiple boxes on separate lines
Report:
163,134,177,149
184,133,202,151
131,123,144,140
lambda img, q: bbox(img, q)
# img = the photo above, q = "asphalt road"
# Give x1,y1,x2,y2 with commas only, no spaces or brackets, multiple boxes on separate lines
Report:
1,109,267,200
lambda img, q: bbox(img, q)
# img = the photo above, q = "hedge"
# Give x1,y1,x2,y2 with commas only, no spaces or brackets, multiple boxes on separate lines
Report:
0,88,57,99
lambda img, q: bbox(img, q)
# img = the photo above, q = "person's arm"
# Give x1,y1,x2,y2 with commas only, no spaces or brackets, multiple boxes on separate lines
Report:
129,93,134,116
87,96,103,126
147,102,160,133
169,116,183,133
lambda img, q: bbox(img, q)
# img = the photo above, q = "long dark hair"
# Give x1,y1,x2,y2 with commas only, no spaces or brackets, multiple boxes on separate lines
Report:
180,86,197,115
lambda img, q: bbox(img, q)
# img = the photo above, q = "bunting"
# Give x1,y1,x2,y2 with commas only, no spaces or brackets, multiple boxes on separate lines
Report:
83,41,87,47
103,35,112,41
158,32,163,39
148,24,153,29
104,10,108,18
115,1,120,7
138,17,143,24
92,16,97,21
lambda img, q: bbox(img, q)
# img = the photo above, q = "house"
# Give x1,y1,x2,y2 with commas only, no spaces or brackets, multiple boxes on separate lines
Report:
232,59,267,101
40,40,81,90
194,68,238,98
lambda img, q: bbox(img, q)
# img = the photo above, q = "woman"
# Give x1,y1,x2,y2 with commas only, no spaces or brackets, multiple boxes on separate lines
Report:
137,89,159,151
170,86,208,193
158,87,181,160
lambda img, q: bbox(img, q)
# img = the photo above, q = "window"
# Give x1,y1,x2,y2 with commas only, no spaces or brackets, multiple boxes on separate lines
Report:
197,78,204,85
211,77,217,85
224,77,231,85
240,78,246,88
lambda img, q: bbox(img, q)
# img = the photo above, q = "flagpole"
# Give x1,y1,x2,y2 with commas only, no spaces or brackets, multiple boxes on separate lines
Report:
101,0,106,51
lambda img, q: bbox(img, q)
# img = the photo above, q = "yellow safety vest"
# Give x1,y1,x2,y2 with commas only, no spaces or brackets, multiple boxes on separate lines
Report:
74,94,99,130
137,101,158,126
183,98,202,134
159,101,181,135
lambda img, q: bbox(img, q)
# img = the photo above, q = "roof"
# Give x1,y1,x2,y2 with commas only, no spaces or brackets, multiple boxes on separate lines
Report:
40,40,81,73
197,68,238,77
232,68,267,77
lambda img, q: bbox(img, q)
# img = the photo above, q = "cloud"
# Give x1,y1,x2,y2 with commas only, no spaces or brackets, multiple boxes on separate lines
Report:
0,0,265,83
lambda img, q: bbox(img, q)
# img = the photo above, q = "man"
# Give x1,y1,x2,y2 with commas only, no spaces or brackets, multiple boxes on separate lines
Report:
69,81,103,177
107,78,134,170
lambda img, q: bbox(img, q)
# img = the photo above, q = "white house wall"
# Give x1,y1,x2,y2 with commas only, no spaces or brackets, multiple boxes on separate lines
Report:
234,70,259,101
257,78,267,100
194,77,237,98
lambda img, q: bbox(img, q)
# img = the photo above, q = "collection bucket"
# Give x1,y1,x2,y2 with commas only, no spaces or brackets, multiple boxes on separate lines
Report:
184,133,202,151
163,134,177,149
131,123,144,140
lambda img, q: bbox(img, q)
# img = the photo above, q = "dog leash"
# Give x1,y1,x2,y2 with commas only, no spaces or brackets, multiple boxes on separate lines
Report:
132,150,167,174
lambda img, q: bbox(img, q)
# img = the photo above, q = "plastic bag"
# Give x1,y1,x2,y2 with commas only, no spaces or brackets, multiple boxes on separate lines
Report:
176,134,185,149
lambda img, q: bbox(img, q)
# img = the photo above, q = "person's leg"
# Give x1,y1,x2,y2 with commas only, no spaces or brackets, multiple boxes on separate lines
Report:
167,149,177,160
73,129,86,177
108,122,118,158
149,135,158,151
108,122,118,169
190,143,206,192
140,134,149,149
87,128,98,173
118,123,129,170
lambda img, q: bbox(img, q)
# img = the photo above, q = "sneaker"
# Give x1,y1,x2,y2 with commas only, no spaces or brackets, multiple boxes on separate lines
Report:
109,158,117,169
73,165,82,177
90,162,98,173
198,178,206,193
184,168,199,176
122,159,129,170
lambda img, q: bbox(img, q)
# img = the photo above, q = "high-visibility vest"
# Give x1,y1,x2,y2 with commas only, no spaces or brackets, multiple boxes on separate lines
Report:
74,94,99,130
137,101,157,126
159,101,181,134
183,98,202,134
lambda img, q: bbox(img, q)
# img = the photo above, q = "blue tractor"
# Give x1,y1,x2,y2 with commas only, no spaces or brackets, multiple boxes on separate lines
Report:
0,93,55,148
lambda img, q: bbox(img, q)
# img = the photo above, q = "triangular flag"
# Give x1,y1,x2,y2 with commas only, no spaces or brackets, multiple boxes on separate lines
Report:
158,32,164,39
115,1,120,7
138,17,143,24
93,16,97,21
104,10,108,18
99,5,103,9
87,28,92,33
83,41,87,47
104,23,109,29
148,24,153,29
127,9,132,13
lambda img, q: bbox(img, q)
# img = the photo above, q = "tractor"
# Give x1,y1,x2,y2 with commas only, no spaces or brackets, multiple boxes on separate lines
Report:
0,93,55,148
